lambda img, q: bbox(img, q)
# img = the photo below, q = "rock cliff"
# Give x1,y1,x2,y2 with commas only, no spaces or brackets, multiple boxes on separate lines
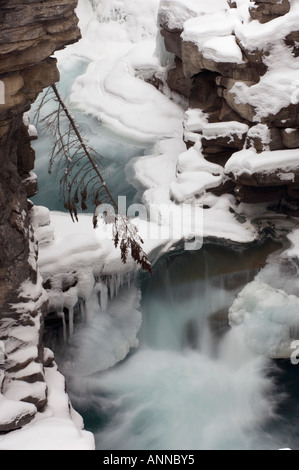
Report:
159,0,299,213
0,0,80,432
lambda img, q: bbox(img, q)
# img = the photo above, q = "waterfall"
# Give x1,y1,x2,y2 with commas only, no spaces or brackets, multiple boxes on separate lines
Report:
53,243,296,451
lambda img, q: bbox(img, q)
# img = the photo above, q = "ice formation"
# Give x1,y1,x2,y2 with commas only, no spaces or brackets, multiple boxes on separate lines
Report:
18,0,299,450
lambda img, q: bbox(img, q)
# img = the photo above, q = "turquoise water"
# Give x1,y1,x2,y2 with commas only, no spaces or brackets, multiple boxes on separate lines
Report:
30,59,145,212
32,58,299,452
46,243,299,451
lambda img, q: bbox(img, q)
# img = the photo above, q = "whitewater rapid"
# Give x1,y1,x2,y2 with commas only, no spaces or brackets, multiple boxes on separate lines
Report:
49,247,297,451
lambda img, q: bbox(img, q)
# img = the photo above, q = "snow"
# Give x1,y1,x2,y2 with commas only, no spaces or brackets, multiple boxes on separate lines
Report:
170,142,225,202
0,364,94,450
202,121,249,139
70,47,184,143
230,52,299,121
231,20,299,122
3,380,47,404
229,276,299,358
247,124,271,148
170,171,223,203
200,35,244,64
184,108,209,133
8,0,293,452
284,229,299,259
169,0,299,123
23,112,37,138
159,0,229,30
229,244,299,359
235,1,299,52
176,144,223,174
0,394,36,429
225,148,299,177
131,167,257,246
5,346,38,367
5,361,43,381
55,0,184,145
183,9,244,64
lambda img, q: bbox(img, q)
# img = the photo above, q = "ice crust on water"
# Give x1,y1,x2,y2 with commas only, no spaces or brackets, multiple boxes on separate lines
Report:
21,0,299,449
229,243,299,358
60,0,184,144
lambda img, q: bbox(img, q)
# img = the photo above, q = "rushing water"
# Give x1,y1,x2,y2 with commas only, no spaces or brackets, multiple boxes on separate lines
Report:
30,77,145,212
43,241,299,451
31,50,299,451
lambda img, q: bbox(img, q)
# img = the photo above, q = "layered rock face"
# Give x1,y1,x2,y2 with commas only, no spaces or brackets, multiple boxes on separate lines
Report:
159,0,299,212
0,0,80,432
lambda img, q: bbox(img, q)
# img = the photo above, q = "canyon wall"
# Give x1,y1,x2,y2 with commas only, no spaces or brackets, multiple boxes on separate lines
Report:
159,0,299,213
0,0,80,432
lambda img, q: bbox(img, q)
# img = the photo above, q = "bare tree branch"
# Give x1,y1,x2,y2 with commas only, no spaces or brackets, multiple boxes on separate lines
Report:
35,85,152,274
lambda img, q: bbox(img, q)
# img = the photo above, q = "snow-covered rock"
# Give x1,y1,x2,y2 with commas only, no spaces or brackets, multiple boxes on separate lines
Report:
158,0,299,207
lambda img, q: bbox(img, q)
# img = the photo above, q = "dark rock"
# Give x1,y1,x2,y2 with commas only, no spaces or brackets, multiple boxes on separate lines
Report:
285,30,299,58
0,407,36,433
189,72,222,122
145,74,164,93
160,23,183,59
204,151,234,167
281,128,299,148
245,126,284,152
207,178,236,196
234,184,287,203
233,169,299,187
0,0,80,433
249,0,290,24
167,57,193,99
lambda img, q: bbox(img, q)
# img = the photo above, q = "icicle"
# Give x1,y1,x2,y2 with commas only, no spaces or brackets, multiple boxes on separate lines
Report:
69,307,74,337
57,311,67,342
110,276,115,299
79,299,86,323
127,272,131,288
99,284,108,311
115,274,121,297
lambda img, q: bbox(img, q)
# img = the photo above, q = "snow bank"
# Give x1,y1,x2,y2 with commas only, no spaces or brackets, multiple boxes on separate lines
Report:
0,364,94,450
129,139,258,244
229,240,299,359
231,1,299,121
284,229,299,259
55,0,184,144
170,143,225,202
180,2,247,66
229,276,299,357
230,46,299,121
170,171,224,203
225,148,299,178
235,1,299,52
0,392,36,433
159,0,229,30
202,121,249,140
166,0,299,122
70,46,184,143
